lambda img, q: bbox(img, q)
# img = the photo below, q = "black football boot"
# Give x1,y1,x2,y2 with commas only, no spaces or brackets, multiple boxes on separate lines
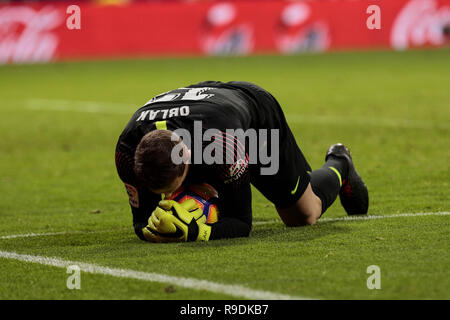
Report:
326,143,369,215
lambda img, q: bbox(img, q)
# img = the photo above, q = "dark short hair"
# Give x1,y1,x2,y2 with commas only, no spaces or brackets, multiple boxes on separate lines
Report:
134,130,186,190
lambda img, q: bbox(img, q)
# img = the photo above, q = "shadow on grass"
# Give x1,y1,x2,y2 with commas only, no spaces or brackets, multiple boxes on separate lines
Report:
0,220,350,256
177,220,351,249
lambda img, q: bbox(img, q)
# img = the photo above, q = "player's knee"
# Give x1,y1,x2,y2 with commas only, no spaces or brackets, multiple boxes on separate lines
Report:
296,185,322,226
300,206,321,225
287,209,320,227
304,197,322,225
278,195,322,227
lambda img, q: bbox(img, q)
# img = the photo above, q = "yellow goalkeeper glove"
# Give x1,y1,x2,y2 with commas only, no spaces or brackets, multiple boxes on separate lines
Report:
142,199,211,243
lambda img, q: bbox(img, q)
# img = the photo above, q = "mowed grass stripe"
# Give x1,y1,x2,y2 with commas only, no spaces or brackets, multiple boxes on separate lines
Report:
1,211,448,240
24,98,449,130
0,251,312,300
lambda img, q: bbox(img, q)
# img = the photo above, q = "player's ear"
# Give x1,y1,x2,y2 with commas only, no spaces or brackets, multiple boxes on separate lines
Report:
183,144,191,164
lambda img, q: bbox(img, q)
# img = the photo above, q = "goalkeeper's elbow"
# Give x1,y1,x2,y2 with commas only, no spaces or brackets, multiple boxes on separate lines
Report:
134,223,148,241
243,222,252,237
209,221,252,240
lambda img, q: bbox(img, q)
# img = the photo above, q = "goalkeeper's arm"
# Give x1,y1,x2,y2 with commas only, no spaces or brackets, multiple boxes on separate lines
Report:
128,182,253,242
115,146,161,241
209,182,252,240
142,183,253,243
128,189,160,241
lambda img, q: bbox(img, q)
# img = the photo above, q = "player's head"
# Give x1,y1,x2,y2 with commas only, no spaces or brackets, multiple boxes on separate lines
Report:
134,130,190,197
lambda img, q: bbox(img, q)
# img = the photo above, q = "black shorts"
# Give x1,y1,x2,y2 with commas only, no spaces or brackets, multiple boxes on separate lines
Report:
229,81,312,209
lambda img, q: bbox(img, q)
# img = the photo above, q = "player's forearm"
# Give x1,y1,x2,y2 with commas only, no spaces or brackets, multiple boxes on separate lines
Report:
209,217,251,240
134,222,148,241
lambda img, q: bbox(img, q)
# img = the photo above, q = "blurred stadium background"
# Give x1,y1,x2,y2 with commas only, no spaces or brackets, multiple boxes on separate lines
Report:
0,0,449,63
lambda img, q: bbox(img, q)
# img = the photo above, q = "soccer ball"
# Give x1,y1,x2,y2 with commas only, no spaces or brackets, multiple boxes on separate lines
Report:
169,183,219,224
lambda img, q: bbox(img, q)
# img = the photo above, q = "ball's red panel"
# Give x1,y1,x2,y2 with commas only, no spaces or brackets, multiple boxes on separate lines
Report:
170,183,219,223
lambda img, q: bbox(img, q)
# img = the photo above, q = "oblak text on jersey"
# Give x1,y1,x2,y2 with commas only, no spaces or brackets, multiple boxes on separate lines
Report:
135,87,280,176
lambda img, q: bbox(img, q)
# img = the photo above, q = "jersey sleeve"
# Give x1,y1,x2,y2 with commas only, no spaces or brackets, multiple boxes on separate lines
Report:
115,142,160,241
206,131,253,240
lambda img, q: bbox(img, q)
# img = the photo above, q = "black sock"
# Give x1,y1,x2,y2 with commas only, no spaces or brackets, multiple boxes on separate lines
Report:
310,157,348,215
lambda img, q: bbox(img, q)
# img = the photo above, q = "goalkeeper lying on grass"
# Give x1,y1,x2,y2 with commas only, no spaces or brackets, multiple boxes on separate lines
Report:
115,81,369,243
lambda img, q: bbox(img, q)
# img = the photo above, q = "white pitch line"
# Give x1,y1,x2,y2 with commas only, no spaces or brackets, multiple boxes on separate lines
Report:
321,211,450,222
0,250,310,300
253,211,450,226
0,231,68,240
24,98,449,130
0,212,448,299
26,98,135,115
0,228,125,240
286,114,450,130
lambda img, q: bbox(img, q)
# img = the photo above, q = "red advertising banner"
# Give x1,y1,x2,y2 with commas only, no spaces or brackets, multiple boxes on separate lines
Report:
0,0,449,64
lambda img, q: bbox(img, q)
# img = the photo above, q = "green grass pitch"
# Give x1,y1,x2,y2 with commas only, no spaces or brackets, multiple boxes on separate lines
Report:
0,49,449,300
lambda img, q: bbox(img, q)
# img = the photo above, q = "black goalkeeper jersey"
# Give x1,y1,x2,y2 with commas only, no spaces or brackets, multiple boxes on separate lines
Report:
116,81,267,240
